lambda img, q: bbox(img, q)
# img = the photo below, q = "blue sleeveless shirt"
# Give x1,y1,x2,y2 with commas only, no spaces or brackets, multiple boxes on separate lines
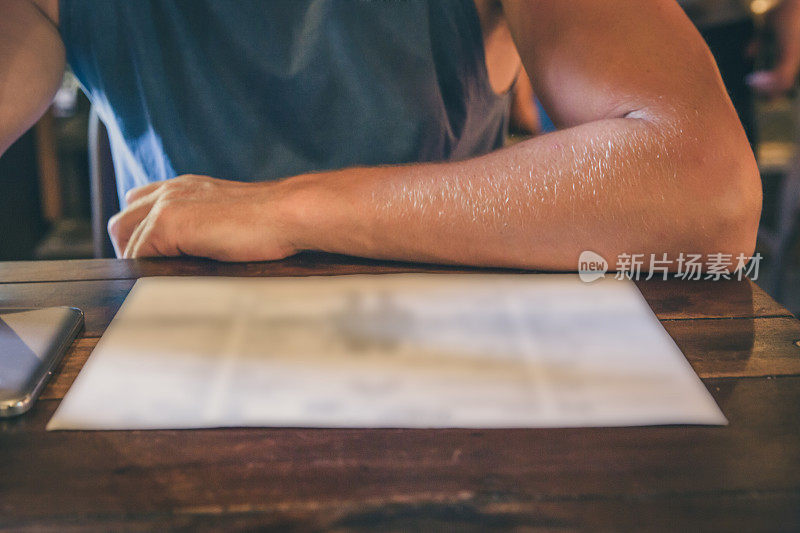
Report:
59,0,510,205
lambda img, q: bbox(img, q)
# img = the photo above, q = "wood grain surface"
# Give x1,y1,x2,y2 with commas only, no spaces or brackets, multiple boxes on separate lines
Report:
1,257,798,532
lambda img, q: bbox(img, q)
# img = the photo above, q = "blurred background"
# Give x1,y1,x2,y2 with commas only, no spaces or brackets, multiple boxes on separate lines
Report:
1,0,799,314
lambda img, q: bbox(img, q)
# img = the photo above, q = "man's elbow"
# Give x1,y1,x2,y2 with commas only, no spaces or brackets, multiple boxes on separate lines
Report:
688,131,762,261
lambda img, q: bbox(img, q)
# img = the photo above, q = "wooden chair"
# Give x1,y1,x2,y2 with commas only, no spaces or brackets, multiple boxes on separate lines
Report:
88,107,119,258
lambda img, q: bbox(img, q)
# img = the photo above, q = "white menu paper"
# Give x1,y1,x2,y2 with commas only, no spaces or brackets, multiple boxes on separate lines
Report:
47,274,726,430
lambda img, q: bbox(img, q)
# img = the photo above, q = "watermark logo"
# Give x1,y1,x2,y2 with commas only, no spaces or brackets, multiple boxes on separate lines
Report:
577,251,762,282
578,250,608,283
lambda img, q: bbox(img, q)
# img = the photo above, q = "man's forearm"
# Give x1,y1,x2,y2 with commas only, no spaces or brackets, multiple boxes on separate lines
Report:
281,113,760,270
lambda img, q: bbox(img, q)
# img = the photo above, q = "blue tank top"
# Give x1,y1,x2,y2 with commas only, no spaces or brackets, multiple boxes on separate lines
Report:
59,0,510,205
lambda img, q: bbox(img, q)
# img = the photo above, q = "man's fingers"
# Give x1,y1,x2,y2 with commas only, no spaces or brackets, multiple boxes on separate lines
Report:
125,175,208,205
130,231,168,258
123,203,183,259
125,217,180,259
122,216,149,259
125,180,167,205
108,192,162,255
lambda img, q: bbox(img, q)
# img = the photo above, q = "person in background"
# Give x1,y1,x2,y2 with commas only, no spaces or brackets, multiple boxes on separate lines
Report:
747,0,800,98
679,0,759,144
747,0,800,297
0,1,761,270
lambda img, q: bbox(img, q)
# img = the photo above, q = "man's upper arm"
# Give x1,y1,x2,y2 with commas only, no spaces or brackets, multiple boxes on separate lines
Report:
498,0,761,259
0,0,64,155
500,0,732,128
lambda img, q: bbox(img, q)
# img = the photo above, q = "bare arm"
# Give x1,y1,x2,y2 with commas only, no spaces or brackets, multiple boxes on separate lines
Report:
116,0,761,269
0,0,63,156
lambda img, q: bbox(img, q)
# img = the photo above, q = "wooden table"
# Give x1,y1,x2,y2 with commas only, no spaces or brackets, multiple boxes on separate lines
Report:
1,254,799,531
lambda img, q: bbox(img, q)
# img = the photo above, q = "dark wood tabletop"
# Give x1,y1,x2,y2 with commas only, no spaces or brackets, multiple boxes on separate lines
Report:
1,253,799,531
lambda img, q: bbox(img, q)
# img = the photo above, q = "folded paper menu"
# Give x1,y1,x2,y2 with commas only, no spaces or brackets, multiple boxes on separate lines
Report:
47,274,726,430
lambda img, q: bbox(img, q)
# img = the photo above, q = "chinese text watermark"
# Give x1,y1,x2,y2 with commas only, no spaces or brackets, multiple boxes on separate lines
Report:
578,251,762,283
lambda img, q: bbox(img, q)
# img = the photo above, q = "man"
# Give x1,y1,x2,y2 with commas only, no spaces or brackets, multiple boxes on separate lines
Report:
1,0,761,269
678,0,758,143
747,0,800,297
747,0,800,98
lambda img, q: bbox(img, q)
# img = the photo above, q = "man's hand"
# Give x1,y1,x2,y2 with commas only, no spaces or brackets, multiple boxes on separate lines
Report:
107,175,298,262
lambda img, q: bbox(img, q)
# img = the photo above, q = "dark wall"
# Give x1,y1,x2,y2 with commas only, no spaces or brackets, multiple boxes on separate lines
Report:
0,130,47,260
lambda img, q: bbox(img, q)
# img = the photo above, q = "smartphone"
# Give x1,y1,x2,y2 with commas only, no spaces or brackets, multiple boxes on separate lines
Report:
0,307,84,417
